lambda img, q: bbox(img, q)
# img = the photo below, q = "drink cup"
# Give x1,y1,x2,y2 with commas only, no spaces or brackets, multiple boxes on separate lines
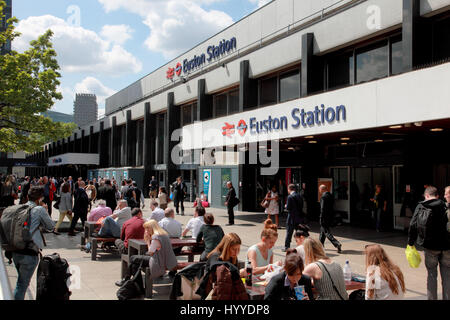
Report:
294,285,304,300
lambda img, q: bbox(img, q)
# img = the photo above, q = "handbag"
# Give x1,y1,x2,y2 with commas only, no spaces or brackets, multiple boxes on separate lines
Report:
116,260,145,300
317,261,346,300
260,199,270,208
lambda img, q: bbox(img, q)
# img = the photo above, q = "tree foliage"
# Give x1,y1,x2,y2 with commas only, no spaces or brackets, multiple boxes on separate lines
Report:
0,1,76,153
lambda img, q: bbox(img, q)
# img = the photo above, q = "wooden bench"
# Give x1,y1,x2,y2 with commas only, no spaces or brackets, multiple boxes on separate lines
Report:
90,237,118,261
175,249,203,262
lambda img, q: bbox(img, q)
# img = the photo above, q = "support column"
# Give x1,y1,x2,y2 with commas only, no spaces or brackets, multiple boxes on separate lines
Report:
88,126,94,153
110,117,117,168
301,33,314,97
165,92,180,190
80,130,85,153
126,110,135,167
143,102,156,196
239,60,258,112
402,0,421,72
197,79,212,121
99,121,107,167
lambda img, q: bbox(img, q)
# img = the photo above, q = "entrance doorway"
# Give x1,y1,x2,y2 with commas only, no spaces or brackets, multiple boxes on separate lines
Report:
350,166,393,230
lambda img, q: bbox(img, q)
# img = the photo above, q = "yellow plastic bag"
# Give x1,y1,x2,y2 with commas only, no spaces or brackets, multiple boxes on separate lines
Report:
405,245,421,268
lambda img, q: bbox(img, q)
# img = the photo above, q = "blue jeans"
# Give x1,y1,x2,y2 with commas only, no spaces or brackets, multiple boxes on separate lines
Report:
12,253,39,300
98,216,121,238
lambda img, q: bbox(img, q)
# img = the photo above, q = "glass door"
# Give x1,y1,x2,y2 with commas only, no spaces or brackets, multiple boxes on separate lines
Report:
330,167,350,223
393,165,406,230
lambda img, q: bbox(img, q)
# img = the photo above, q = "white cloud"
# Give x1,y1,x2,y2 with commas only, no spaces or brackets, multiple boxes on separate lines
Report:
97,0,234,59
13,15,142,76
249,0,271,8
74,77,117,106
100,24,134,45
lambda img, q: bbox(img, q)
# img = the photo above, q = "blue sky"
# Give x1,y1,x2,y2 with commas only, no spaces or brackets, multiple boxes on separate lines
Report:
11,0,270,116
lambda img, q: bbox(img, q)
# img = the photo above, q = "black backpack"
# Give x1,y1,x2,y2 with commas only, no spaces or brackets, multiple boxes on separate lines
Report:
116,260,145,300
415,204,434,243
125,187,137,208
36,253,72,300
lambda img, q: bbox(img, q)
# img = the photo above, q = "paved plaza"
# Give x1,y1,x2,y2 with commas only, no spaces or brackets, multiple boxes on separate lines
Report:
4,199,444,300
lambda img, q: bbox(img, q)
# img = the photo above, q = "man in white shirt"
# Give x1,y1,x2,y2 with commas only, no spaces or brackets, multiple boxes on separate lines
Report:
94,200,131,239
150,200,165,222
159,208,182,238
182,206,205,239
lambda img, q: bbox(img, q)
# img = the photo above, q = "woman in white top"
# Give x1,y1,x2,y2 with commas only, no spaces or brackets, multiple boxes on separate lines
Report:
246,220,282,275
158,186,168,210
365,244,405,300
264,185,279,227
294,224,310,263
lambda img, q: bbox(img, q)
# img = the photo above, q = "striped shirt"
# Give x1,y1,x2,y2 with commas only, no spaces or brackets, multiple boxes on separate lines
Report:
314,261,349,300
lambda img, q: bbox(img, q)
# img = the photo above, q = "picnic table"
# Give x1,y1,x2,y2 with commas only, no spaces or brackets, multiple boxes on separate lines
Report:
246,278,366,300
81,221,100,245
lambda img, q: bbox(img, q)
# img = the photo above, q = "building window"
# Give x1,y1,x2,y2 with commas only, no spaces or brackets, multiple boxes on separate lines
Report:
156,113,165,164
327,52,353,90
193,103,198,122
182,105,192,126
228,89,239,115
356,41,388,84
390,36,402,76
279,70,300,102
260,76,277,106
433,15,450,62
214,93,227,118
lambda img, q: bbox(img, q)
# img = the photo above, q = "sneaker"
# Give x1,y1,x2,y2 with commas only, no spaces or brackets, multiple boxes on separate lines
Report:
181,212,185,216
337,245,342,253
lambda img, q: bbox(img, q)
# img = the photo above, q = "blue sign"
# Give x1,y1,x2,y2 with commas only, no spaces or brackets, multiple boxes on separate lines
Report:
203,170,211,203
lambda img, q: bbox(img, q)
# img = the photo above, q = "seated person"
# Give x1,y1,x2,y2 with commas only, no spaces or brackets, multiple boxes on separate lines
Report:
158,208,182,238
193,191,209,208
87,200,112,222
116,219,177,287
264,249,314,300
246,220,281,275
294,224,310,263
95,200,132,238
149,200,165,222
114,208,145,254
206,232,246,277
196,213,224,261
182,206,206,239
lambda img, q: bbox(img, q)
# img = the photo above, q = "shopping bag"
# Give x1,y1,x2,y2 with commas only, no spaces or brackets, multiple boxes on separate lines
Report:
405,245,421,268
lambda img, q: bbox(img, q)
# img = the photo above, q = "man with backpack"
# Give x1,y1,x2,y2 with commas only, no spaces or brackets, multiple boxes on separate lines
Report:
408,186,449,300
0,186,55,300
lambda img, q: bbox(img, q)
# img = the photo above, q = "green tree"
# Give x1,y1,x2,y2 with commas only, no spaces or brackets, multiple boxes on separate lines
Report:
0,1,76,153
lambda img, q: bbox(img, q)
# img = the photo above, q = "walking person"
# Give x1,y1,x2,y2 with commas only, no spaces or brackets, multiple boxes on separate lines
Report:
85,180,97,212
54,182,73,234
149,176,159,200
408,186,449,300
224,181,238,226
278,179,286,214
370,185,387,232
40,176,56,217
158,186,169,210
172,176,186,216
319,184,342,253
19,176,31,204
68,181,89,236
264,185,280,228
445,186,450,235
1,175,18,207
132,181,145,209
10,187,55,300
283,184,305,252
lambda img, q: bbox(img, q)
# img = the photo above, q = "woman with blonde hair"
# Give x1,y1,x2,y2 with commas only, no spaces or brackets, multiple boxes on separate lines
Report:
302,238,349,300
206,232,246,277
364,244,405,300
246,219,281,275
115,219,177,287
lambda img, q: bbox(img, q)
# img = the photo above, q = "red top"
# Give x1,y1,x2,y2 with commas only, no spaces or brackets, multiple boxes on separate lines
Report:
121,216,145,248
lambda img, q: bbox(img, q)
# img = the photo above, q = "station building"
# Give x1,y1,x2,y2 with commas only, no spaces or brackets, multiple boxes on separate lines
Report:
26,0,450,230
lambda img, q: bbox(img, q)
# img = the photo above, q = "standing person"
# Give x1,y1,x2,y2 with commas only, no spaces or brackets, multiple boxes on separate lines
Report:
149,176,159,200
19,176,31,204
264,185,280,228
54,182,73,234
40,176,56,217
224,181,238,226
172,176,187,216
196,213,225,261
283,184,305,252
10,186,55,300
364,244,406,300
158,186,169,210
67,176,74,194
68,181,89,236
408,186,449,300
132,182,145,209
85,181,97,212
1,175,18,207
123,179,137,208
302,238,349,300
319,185,342,253
101,179,117,212
445,186,450,235
370,185,387,232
